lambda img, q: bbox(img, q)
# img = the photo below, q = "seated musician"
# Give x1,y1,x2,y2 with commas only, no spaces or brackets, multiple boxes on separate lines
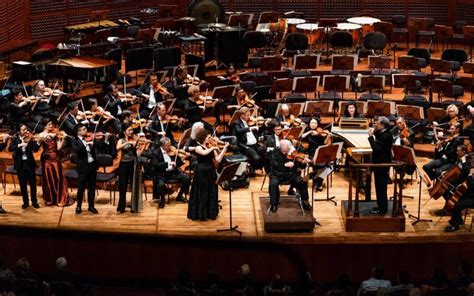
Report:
423,124,463,181
301,118,331,191
145,137,190,208
233,107,264,174
217,64,240,85
268,139,312,213
391,116,416,176
433,104,461,130
184,85,213,130
31,80,60,123
445,155,474,232
104,84,129,118
138,73,166,118
62,102,81,136
9,89,31,132
116,110,134,134
276,104,296,129
224,87,245,112
147,103,177,146
172,65,191,109
339,101,363,122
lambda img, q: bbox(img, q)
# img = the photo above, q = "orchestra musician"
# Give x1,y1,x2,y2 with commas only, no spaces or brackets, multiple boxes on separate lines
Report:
340,101,362,121
268,139,312,213
423,124,463,181
185,85,213,130
187,129,229,221
445,160,474,232
31,80,60,124
368,116,393,215
172,65,191,109
145,137,190,208
138,73,166,118
392,116,416,176
116,125,145,214
217,64,241,85
9,124,40,209
104,84,128,118
262,120,284,172
38,120,72,207
0,134,9,214
233,107,264,174
72,124,99,214
8,89,31,132
224,87,246,112
276,104,295,128
147,103,178,146
62,102,81,136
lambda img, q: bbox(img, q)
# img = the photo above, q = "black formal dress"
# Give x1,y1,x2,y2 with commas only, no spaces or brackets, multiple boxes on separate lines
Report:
9,136,40,207
368,128,393,214
187,151,218,220
117,141,142,213
268,149,309,207
71,136,98,210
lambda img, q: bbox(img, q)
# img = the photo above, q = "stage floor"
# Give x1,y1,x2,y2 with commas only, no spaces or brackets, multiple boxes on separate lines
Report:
1,156,473,244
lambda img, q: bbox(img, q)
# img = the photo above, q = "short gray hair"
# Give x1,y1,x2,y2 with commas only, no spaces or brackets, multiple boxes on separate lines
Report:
191,122,204,139
56,257,67,271
160,137,171,146
378,116,390,127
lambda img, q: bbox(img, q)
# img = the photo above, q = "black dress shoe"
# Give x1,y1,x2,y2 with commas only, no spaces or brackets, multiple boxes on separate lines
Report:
22,204,29,209
445,225,459,232
117,209,125,214
32,203,40,209
176,196,189,203
0,207,7,214
75,207,82,214
287,189,296,196
88,208,98,214
270,205,278,213
302,201,312,211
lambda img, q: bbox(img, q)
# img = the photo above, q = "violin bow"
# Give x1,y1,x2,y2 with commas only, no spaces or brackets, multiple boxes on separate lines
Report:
22,82,29,97
47,80,59,104
57,107,69,129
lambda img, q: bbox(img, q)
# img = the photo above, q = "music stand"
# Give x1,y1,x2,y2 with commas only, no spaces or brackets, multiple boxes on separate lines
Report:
294,54,321,74
217,162,242,235
397,104,424,126
261,56,283,72
358,75,385,101
228,14,251,27
275,103,305,118
366,101,391,118
304,101,333,116
312,143,342,206
368,55,392,75
212,85,236,99
281,126,304,139
431,79,453,103
392,145,432,225
397,56,420,73
463,62,474,101
392,74,420,98
322,75,350,121
271,78,293,100
293,76,320,99
332,55,356,75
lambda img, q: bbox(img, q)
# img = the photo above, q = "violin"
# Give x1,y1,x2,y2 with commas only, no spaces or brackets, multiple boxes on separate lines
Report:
287,150,309,163
195,95,219,106
400,127,410,139
84,131,110,142
76,111,95,121
314,127,329,137
0,133,12,142
184,75,202,86
153,83,172,97
117,91,139,102
206,137,226,150
131,118,151,129
248,116,267,127
238,94,257,108
162,115,187,127
168,146,187,158
42,87,68,97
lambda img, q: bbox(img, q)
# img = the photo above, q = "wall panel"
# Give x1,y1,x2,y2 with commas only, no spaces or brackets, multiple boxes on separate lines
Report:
457,0,474,23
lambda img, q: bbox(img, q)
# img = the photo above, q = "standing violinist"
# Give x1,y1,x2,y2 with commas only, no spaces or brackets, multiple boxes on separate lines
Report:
423,124,462,181
138,73,166,118
233,107,264,175
392,117,416,177
145,137,190,208
72,124,99,215
147,103,177,145
268,139,312,213
9,124,40,209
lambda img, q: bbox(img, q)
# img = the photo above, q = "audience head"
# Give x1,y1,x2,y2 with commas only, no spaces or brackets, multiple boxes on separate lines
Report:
397,270,411,285
14,257,31,273
240,264,251,277
372,265,385,280
56,257,68,272
409,287,422,296
467,283,474,295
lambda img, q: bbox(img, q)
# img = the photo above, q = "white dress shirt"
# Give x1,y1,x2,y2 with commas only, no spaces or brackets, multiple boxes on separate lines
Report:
161,148,173,171
147,87,156,109
79,136,94,163
242,120,257,146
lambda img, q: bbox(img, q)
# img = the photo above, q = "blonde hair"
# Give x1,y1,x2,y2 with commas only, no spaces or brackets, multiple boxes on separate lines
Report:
187,85,200,96
447,104,459,115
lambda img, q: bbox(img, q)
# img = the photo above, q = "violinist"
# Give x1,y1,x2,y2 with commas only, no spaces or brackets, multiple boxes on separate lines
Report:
276,104,295,128
224,87,245,112
172,65,191,109
433,104,462,142
62,102,81,136
116,125,146,214
8,124,40,209
31,80,59,123
138,73,165,118
187,129,229,221
72,124,98,215
392,117,416,176
445,152,474,232
104,84,127,118
217,64,240,85
423,124,462,181
9,89,31,132
185,85,213,130
38,120,72,207
268,139,312,213
145,137,191,208
87,98,117,157
147,103,177,145
233,107,264,175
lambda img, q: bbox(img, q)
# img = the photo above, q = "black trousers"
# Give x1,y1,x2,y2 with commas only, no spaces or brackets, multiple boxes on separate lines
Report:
18,166,37,206
423,158,453,180
153,170,191,200
450,194,474,226
269,174,309,206
373,168,389,213
118,161,135,211
241,144,263,170
76,162,97,209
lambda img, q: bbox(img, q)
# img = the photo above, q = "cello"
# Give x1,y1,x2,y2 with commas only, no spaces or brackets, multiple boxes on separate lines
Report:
429,165,462,200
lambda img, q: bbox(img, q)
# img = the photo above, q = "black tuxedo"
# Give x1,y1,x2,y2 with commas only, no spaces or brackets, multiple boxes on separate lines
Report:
71,137,98,209
268,149,308,206
368,128,393,213
9,136,40,206
147,114,177,145
138,83,164,116
62,113,79,136
423,137,463,180
144,146,190,204
104,93,125,117
184,98,202,125
232,118,262,169
450,175,474,227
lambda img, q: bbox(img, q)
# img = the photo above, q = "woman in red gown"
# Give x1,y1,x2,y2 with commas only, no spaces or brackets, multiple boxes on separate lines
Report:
39,120,73,207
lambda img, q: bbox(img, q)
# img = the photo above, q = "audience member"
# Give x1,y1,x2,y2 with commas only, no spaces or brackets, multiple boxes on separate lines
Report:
358,265,391,295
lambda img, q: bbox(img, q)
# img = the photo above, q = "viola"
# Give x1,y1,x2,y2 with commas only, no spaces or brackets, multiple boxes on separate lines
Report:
195,95,219,106
42,88,68,97
117,91,139,102
287,150,308,163
168,146,187,158
238,95,256,108
131,118,151,129
248,116,267,126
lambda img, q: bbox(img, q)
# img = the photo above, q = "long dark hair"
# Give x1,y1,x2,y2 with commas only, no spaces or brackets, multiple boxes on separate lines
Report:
343,102,360,118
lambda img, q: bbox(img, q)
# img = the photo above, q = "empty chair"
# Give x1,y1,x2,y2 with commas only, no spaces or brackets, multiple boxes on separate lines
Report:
452,20,467,45
285,33,309,55
373,21,393,52
391,15,409,49
364,32,388,55
441,48,468,78
407,47,431,69
329,31,353,54
431,78,464,104
243,31,267,56
411,18,435,50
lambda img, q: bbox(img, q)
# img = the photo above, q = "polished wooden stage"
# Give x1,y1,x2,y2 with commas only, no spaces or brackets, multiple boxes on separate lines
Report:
0,155,472,244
